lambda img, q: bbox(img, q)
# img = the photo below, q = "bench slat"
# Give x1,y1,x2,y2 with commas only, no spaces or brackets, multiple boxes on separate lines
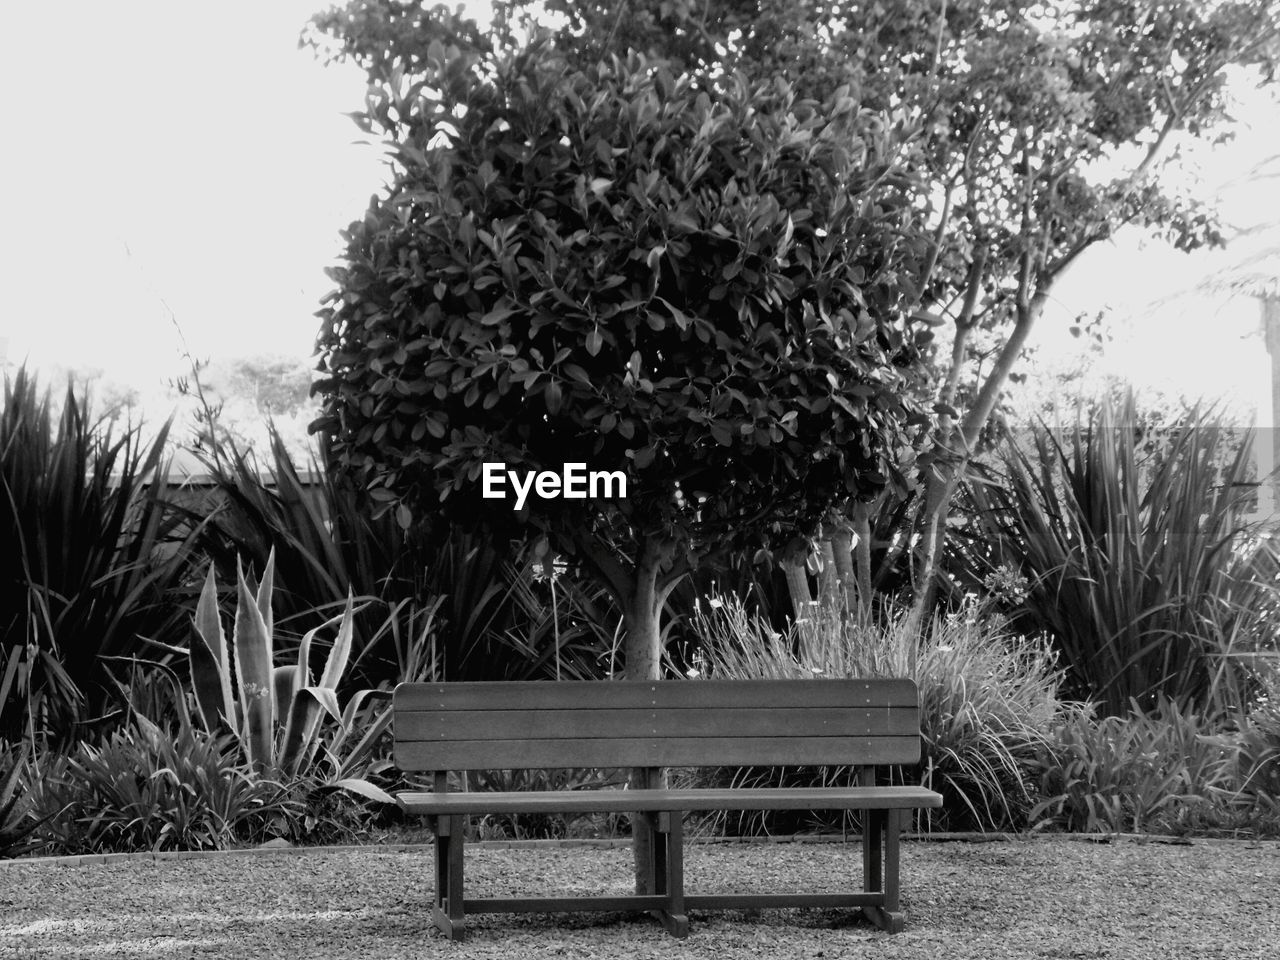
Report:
393,678,919,712
398,785,943,814
394,706,920,741
395,735,920,770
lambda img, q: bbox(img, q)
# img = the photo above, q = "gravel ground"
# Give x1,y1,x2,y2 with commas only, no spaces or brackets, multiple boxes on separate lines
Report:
1,836,1277,959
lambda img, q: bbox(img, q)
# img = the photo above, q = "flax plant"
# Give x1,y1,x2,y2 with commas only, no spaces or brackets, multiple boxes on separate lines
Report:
0,367,198,743
951,392,1280,717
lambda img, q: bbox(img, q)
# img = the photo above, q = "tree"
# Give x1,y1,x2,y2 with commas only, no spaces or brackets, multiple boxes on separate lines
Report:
412,0,1280,618
216,355,315,418
308,31,934,680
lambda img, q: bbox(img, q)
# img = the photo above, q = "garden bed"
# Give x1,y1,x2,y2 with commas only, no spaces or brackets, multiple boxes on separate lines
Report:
2,835,1276,959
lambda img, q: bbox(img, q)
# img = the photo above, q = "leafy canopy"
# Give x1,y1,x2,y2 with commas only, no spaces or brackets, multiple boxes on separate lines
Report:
310,35,933,581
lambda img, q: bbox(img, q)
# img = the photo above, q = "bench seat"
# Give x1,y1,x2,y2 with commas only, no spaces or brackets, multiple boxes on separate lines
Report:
399,784,942,815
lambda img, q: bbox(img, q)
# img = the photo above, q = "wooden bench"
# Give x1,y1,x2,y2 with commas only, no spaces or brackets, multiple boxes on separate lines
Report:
393,678,942,940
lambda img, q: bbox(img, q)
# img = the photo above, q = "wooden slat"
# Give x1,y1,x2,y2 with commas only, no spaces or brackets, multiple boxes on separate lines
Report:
393,678,919,712
395,706,920,742
396,735,919,771
397,785,941,815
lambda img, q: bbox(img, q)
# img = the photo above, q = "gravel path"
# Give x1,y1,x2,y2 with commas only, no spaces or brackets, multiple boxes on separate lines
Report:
1,836,1277,959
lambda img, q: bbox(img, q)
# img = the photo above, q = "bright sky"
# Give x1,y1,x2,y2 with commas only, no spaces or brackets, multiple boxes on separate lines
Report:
2,1,1278,424
1,1,384,389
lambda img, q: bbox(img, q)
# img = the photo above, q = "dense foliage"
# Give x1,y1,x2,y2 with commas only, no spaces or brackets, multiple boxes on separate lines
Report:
0,368,198,743
309,36,933,675
310,0,1280,616
690,595,1068,832
950,393,1280,716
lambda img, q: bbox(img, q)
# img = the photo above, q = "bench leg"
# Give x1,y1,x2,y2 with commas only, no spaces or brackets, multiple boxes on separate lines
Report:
631,767,662,896
640,812,689,937
432,815,467,941
862,808,905,934
656,813,689,938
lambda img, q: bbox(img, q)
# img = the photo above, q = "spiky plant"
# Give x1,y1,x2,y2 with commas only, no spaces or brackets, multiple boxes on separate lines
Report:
1,366,199,743
185,551,391,800
950,392,1280,716
0,743,43,859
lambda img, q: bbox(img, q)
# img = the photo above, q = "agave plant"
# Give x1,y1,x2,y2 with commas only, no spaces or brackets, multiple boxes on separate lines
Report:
187,551,392,802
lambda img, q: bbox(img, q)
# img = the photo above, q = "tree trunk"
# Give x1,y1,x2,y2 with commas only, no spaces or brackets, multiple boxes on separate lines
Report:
830,522,857,610
621,564,663,683
782,558,813,620
851,501,873,608
620,536,672,896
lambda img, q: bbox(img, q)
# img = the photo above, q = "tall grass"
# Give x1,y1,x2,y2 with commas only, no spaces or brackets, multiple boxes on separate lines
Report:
951,392,1280,717
689,596,1071,831
0,367,199,743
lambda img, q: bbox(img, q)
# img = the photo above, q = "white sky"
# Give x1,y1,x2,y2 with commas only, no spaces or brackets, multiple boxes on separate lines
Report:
2,1,1278,424
1,1,383,388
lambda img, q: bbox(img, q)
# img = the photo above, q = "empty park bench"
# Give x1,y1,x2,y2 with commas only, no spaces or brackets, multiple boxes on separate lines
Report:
393,678,943,940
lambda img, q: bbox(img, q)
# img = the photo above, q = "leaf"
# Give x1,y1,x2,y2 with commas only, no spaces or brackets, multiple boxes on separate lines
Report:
329,778,395,805
232,564,275,772
255,548,275,641
318,593,357,690
656,297,692,330
191,565,233,733
481,304,517,326
546,379,563,414
586,328,603,356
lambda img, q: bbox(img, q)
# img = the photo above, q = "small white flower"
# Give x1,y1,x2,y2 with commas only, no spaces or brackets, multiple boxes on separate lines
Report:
708,598,724,610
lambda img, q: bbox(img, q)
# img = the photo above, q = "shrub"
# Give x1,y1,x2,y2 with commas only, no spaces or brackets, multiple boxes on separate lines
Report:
1236,678,1280,804
689,596,1071,832
0,741,44,859
1029,697,1266,836
0,366,199,743
24,715,301,854
950,392,1280,716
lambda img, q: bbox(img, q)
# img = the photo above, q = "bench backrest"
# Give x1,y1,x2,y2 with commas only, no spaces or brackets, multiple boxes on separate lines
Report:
393,679,922,772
